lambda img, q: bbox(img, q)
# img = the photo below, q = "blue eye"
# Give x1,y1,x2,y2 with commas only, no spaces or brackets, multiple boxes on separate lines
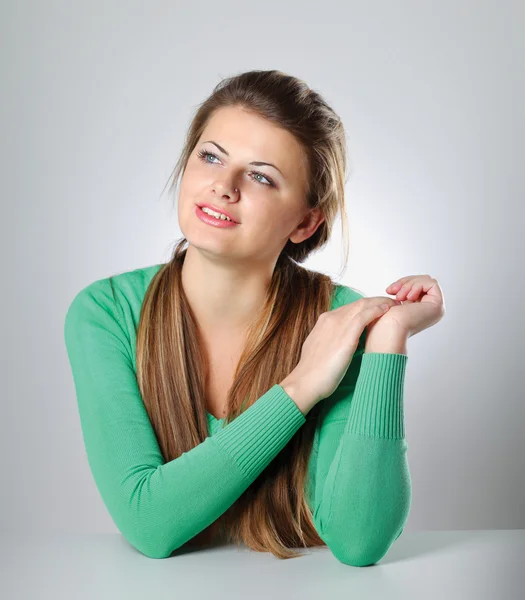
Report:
196,149,276,188
197,149,219,164
251,172,273,186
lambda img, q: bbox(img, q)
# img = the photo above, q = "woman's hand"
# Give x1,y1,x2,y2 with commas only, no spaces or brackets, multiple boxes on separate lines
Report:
368,274,446,339
281,296,400,412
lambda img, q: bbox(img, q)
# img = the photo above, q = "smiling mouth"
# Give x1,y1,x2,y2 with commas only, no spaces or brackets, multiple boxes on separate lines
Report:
196,204,240,224
195,205,240,227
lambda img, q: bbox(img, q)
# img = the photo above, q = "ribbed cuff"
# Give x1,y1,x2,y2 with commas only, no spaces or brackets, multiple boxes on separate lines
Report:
347,353,408,439
211,384,306,481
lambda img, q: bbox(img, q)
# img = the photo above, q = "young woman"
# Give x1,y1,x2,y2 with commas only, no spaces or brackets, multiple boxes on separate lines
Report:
64,69,445,564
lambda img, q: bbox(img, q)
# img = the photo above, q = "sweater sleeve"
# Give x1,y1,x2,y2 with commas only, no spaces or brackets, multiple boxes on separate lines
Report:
310,294,412,567
63,279,306,559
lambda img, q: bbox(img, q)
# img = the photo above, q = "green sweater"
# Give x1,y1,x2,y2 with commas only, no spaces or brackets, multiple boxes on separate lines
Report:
63,263,411,565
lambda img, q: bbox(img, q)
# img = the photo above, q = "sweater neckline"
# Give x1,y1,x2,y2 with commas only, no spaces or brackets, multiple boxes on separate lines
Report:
207,412,224,423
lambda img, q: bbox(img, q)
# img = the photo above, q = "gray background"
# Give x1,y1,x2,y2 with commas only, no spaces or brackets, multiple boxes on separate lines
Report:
2,0,524,538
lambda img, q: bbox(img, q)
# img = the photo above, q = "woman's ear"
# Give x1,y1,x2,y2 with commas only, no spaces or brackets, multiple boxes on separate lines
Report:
289,208,326,244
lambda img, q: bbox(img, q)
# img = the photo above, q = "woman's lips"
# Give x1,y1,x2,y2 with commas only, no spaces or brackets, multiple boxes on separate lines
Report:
196,203,240,224
195,205,240,228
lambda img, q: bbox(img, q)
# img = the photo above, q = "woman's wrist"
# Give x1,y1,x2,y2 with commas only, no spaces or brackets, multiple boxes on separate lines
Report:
364,324,408,355
279,374,316,416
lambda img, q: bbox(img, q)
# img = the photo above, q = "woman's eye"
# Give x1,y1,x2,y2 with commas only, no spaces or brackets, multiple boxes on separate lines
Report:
252,172,273,186
197,150,219,164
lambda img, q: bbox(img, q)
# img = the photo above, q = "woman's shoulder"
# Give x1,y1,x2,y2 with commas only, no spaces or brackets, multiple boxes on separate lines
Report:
331,283,366,308
109,262,165,297
66,262,165,326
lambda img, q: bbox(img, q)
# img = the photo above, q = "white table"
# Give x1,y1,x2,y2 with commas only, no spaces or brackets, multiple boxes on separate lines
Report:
1,530,523,599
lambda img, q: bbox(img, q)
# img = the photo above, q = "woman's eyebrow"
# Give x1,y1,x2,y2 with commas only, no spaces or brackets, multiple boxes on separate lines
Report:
202,140,284,177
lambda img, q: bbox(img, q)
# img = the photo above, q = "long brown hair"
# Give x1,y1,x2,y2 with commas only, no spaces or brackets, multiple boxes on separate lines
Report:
137,69,351,559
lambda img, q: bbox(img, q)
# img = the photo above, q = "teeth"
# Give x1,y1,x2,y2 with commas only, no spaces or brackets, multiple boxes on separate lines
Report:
202,207,232,221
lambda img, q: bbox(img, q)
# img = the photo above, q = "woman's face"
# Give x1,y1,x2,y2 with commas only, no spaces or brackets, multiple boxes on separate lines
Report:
178,105,323,264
